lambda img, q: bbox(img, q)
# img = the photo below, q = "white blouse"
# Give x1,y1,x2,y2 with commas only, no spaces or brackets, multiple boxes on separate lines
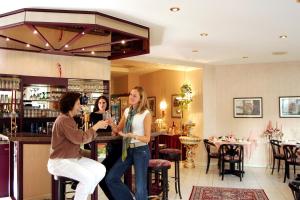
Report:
124,107,150,143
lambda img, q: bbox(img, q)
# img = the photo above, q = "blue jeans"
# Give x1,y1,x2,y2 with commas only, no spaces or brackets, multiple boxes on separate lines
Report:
106,145,150,200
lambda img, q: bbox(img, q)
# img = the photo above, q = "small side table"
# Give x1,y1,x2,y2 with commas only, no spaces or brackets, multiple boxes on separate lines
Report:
179,136,201,168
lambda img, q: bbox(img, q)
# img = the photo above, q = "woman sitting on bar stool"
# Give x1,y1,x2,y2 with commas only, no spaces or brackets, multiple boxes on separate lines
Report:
106,86,151,200
47,92,107,200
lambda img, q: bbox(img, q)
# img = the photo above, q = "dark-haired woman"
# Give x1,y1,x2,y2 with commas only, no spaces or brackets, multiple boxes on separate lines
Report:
47,92,107,200
87,96,122,200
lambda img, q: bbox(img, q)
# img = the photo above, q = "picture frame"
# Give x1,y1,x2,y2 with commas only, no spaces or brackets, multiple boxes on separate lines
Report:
279,96,300,118
171,94,182,118
147,96,156,117
233,97,263,118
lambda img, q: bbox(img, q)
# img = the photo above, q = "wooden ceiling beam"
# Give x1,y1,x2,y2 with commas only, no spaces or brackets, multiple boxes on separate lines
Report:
26,24,55,51
58,26,94,51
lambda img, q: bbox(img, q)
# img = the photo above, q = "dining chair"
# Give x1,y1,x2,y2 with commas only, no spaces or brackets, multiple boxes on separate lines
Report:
270,139,285,174
220,144,244,181
283,145,300,183
203,139,220,174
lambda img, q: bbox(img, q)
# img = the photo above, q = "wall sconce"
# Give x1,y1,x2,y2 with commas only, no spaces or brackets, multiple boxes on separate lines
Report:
159,100,167,118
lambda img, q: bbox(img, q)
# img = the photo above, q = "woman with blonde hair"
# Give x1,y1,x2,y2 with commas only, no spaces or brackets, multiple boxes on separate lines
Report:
106,86,151,200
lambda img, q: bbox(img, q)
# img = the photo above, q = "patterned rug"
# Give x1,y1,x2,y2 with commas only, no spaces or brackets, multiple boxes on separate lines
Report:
189,186,269,200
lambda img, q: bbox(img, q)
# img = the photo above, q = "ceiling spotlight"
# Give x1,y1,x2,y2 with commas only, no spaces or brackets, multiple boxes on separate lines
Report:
123,50,126,54
45,43,49,47
192,50,199,53
82,32,85,35
26,44,30,48
65,44,69,48
279,35,287,39
200,33,208,37
121,40,126,44
33,30,38,34
170,7,180,12
91,51,95,55
6,38,10,41
81,48,85,51
242,56,248,59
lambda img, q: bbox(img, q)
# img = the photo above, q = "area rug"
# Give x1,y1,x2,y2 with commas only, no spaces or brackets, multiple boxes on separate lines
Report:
189,186,269,200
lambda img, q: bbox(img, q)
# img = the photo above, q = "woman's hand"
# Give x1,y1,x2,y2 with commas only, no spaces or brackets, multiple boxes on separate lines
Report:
92,120,109,131
118,131,136,139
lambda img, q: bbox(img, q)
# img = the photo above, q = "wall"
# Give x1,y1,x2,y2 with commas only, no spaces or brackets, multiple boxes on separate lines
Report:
110,69,203,137
203,62,300,167
0,50,110,80
111,75,128,94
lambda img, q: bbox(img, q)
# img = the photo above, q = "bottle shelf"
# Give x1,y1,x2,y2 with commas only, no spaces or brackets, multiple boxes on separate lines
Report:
23,99,59,102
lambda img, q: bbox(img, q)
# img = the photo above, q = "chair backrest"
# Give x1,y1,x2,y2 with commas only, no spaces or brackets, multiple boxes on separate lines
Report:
220,144,243,161
203,139,215,154
270,139,282,156
289,181,300,200
283,145,300,164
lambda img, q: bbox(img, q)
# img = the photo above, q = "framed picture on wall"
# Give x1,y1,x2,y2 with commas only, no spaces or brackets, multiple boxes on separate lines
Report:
233,97,263,118
171,94,182,118
279,96,300,118
147,96,156,117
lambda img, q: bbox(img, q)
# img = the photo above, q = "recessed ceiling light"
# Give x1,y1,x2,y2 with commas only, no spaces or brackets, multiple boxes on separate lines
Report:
279,35,287,39
45,43,49,47
33,30,38,34
121,40,126,44
81,48,85,51
242,56,248,59
170,7,180,12
192,50,199,53
200,33,208,37
26,44,30,48
6,38,10,41
123,50,126,54
272,51,287,55
65,44,69,48
82,32,85,35
91,51,95,55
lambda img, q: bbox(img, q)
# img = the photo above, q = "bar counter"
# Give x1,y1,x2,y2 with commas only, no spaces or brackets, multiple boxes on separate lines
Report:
4,132,162,200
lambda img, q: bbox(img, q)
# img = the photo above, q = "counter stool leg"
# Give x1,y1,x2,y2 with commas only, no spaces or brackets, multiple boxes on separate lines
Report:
162,168,168,200
58,180,65,200
176,160,182,199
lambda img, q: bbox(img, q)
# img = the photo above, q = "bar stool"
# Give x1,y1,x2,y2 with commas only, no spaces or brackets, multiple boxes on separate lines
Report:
54,176,78,200
148,159,171,200
159,148,182,199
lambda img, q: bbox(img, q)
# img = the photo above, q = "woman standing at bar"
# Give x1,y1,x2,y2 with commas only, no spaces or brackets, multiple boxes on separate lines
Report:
106,86,152,200
47,92,107,200
87,95,122,200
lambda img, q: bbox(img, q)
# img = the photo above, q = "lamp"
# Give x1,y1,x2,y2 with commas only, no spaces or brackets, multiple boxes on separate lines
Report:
159,100,167,118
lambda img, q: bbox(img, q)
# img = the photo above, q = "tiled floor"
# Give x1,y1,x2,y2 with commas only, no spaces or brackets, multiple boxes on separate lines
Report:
98,162,294,200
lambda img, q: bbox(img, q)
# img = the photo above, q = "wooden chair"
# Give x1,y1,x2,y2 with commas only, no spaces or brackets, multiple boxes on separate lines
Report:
270,139,285,174
220,144,244,181
283,145,300,183
203,139,220,174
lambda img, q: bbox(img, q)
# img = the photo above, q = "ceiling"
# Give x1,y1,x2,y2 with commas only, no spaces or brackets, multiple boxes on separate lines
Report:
0,0,300,68
0,8,149,60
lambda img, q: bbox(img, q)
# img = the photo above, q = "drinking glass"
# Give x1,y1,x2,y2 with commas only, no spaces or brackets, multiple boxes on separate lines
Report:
102,111,111,129
102,111,111,121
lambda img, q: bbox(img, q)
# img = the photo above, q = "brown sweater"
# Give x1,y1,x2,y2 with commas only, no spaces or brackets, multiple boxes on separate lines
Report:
49,114,96,159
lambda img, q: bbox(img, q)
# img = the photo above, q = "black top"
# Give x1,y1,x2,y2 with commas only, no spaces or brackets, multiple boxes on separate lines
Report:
90,112,112,133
